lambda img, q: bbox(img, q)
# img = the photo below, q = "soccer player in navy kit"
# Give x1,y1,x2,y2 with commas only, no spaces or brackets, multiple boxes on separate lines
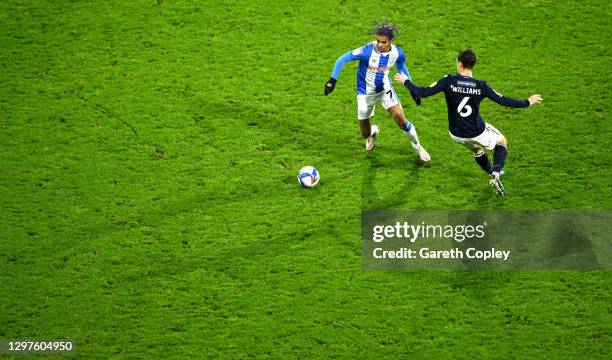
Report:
324,21,430,161
395,49,542,195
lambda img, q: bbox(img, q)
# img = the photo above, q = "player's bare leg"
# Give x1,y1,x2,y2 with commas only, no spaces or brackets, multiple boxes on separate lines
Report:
387,104,430,161
359,117,379,151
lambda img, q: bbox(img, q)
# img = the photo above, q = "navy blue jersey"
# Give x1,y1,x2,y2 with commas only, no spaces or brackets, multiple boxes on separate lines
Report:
403,74,530,138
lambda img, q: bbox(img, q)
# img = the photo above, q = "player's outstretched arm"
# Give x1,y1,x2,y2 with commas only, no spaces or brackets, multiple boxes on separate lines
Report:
528,94,543,106
324,51,358,95
482,82,540,108
394,67,421,106
394,73,447,99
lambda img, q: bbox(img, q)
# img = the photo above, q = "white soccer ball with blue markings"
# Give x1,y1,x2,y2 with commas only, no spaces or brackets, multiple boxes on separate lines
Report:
297,166,320,188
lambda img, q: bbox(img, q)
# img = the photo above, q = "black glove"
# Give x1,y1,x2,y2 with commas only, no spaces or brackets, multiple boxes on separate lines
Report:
324,77,337,95
409,88,422,106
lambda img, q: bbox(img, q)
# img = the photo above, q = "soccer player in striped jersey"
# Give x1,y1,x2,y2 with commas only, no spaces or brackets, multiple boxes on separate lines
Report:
395,49,543,195
324,21,430,161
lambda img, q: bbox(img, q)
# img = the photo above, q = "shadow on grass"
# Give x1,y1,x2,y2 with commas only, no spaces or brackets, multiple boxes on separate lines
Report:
360,149,430,211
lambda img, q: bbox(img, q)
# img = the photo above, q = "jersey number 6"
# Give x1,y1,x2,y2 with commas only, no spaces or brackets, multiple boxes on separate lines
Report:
457,96,473,117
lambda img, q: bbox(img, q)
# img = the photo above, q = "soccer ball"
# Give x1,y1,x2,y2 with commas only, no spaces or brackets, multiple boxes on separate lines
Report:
297,166,320,188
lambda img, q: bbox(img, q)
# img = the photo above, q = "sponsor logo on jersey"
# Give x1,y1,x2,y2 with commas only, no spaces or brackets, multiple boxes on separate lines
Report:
457,80,476,87
368,65,392,71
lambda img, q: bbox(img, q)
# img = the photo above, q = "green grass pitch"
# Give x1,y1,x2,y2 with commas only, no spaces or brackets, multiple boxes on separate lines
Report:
1,0,610,358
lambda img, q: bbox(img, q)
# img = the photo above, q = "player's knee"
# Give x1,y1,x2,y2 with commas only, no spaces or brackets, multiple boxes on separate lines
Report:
497,135,507,146
472,147,484,156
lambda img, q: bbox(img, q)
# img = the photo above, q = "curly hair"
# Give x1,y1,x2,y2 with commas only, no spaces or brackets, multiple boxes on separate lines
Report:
369,20,399,41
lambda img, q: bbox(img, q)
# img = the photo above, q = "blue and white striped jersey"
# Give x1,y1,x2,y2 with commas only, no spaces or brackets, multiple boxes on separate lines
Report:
331,41,412,95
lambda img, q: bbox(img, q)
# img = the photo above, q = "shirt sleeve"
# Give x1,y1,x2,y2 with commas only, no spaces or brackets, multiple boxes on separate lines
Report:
395,48,412,81
331,48,362,80
403,75,449,98
482,81,530,108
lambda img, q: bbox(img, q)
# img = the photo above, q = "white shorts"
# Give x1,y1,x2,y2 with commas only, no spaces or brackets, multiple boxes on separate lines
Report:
357,87,400,120
449,123,503,151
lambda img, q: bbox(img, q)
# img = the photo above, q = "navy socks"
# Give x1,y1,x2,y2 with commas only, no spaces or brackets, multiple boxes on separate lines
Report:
474,152,493,174
492,145,508,173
